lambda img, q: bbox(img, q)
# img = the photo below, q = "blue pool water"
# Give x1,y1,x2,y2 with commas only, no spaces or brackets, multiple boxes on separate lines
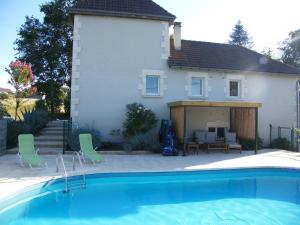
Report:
1,168,300,225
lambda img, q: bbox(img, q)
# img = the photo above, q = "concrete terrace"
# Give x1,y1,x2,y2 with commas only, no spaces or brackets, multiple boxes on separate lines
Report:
1,149,300,200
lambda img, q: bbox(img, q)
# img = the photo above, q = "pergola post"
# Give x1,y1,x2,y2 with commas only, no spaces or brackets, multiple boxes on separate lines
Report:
255,107,258,154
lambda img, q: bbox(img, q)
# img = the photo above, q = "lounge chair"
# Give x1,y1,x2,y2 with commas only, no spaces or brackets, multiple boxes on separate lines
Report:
195,130,206,144
18,134,45,168
206,132,216,144
79,134,102,164
226,132,242,153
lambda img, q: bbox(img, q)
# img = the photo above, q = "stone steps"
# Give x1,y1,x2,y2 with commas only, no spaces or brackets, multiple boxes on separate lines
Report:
34,120,67,154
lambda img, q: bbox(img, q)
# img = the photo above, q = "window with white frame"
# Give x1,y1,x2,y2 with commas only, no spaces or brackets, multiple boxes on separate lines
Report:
145,75,160,95
229,80,241,98
191,77,204,96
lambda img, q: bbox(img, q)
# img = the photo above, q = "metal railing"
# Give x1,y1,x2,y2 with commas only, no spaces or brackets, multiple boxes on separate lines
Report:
56,152,87,193
72,151,86,189
269,124,297,151
56,153,68,193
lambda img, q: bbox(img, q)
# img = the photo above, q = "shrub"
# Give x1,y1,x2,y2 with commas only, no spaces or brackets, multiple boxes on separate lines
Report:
68,127,101,151
22,108,49,134
239,137,263,150
123,132,161,152
7,121,30,148
0,104,8,119
35,100,48,111
123,103,158,137
272,137,291,150
0,93,9,119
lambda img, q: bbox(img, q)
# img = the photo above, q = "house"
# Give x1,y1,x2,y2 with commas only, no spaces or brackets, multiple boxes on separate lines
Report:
69,0,300,149
0,87,12,94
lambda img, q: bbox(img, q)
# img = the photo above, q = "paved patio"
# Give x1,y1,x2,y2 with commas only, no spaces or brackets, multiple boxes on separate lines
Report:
1,149,300,200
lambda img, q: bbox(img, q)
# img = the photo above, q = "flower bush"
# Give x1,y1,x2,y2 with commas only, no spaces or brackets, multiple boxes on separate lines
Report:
5,60,35,120
123,103,158,137
6,61,34,85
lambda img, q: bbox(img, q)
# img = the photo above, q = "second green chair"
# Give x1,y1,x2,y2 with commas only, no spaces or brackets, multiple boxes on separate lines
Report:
79,134,102,164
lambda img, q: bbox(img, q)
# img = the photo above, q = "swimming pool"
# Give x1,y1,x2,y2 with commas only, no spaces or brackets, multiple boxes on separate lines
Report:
1,168,300,225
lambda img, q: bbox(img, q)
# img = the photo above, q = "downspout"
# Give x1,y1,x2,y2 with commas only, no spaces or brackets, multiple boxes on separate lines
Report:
296,80,300,151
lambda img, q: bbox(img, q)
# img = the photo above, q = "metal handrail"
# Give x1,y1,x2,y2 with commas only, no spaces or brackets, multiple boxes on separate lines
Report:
72,151,86,188
56,153,68,193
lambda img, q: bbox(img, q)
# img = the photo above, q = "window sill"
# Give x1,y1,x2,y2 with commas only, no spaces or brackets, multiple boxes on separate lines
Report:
227,97,243,101
189,96,207,100
143,94,163,98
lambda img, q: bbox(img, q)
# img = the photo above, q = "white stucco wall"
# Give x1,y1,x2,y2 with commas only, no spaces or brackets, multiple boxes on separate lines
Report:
186,107,230,138
71,15,300,145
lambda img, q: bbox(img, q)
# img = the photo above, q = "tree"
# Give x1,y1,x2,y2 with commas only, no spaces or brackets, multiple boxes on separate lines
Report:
15,0,75,114
262,47,274,59
5,61,35,120
280,29,300,69
228,20,253,49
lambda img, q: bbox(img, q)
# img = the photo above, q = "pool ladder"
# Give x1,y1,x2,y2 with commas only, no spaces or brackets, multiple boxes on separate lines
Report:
56,152,86,193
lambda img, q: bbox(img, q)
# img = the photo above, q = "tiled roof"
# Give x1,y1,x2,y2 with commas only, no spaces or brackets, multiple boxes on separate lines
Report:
169,39,300,75
69,0,176,22
0,87,12,93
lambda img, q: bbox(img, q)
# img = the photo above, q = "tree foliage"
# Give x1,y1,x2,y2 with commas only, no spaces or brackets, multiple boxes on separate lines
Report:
261,47,274,59
280,29,300,69
15,0,75,114
228,20,253,49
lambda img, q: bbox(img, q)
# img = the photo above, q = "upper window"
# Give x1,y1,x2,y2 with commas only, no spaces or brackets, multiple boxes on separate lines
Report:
191,77,204,96
146,75,160,95
229,80,241,98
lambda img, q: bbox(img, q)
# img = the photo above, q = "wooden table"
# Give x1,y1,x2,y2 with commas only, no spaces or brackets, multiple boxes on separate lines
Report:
207,142,228,152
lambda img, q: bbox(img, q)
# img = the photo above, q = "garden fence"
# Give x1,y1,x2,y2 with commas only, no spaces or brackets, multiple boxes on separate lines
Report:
0,120,7,156
269,124,298,151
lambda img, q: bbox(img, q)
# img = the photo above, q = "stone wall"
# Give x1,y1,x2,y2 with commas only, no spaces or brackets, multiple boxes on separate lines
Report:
0,120,7,156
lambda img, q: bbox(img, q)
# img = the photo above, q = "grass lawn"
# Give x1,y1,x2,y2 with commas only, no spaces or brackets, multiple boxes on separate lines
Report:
1,96,37,120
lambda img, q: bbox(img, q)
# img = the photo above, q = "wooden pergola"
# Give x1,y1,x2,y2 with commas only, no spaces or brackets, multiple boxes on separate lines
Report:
168,100,262,154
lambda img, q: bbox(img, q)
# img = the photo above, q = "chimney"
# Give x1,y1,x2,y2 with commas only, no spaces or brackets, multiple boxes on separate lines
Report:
173,22,182,50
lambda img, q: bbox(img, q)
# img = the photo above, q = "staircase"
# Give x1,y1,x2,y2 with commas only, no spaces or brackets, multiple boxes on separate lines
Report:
35,121,65,154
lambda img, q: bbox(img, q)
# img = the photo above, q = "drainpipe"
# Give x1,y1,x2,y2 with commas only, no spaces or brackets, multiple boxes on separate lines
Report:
296,80,300,151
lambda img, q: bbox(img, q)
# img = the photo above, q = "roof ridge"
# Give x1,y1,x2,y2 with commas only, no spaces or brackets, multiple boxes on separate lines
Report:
181,39,300,73
69,0,176,22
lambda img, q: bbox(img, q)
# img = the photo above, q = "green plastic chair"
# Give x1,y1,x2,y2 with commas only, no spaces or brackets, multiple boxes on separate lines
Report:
79,134,102,164
18,134,43,168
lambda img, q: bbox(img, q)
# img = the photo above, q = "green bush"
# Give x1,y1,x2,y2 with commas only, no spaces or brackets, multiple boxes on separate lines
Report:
272,137,291,150
0,93,9,119
0,104,8,119
7,121,30,148
123,103,158,137
124,132,161,152
35,100,48,111
68,127,101,151
239,137,263,150
63,89,71,118
22,109,49,134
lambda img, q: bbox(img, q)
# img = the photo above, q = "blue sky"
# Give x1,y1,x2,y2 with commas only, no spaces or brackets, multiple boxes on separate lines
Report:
1,0,300,89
